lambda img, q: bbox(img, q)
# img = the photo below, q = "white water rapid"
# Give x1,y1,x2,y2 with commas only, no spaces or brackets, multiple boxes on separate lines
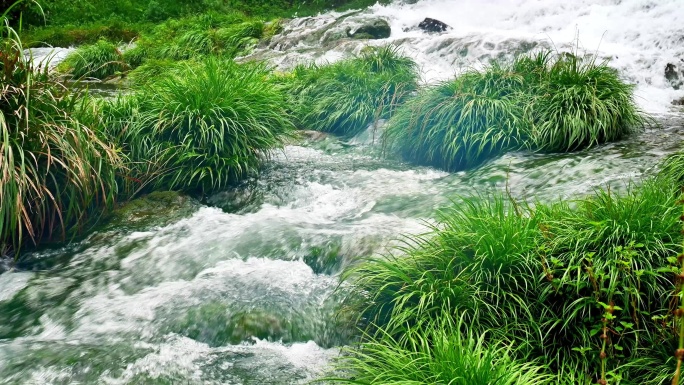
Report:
250,0,684,113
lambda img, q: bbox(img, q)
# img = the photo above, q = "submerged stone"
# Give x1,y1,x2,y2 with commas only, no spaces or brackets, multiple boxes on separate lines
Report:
173,303,293,346
104,191,199,231
348,18,391,39
229,311,286,344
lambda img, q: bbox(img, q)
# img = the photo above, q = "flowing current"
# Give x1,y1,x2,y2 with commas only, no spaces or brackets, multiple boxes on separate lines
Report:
5,1,684,383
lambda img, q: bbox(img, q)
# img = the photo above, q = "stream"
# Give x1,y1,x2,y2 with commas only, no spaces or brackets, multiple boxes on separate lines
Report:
5,0,684,383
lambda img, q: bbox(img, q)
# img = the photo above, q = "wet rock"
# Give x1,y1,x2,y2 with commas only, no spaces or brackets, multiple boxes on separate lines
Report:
104,191,199,231
299,130,330,141
418,17,450,33
303,243,343,275
673,96,684,105
206,184,264,214
665,62,683,90
229,311,286,343
348,18,391,39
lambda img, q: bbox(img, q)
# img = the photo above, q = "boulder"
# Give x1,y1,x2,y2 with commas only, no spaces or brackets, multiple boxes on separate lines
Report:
418,17,450,33
673,96,684,106
348,18,391,39
665,63,683,90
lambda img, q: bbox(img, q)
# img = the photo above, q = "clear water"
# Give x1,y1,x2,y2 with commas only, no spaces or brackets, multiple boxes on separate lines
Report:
6,0,684,383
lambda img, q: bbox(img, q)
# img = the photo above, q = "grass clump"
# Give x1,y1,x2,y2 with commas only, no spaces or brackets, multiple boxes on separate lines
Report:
1,16,121,255
329,317,552,385
99,58,294,194
285,46,418,137
57,39,125,79
383,64,526,170
659,150,684,187
526,54,646,152
341,176,682,383
383,51,646,171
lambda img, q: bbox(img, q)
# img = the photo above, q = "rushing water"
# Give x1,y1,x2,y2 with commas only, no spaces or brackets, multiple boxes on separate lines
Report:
6,0,684,383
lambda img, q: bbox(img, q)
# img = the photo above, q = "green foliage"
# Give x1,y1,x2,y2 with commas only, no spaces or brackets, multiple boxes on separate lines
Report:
328,316,552,385
57,39,125,79
23,21,142,47
98,58,294,194
0,16,120,255
659,150,684,187
125,58,186,86
342,177,683,382
384,51,646,171
526,54,646,152
286,46,418,136
116,12,263,71
384,64,526,170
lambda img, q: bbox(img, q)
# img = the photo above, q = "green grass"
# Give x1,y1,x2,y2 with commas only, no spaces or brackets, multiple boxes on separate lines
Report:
1,13,121,255
22,21,143,47
285,46,418,137
383,51,647,171
97,58,294,194
526,54,646,152
340,176,683,383
57,39,125,79
659,150,684,187
383,64,526,170
328,316,553,385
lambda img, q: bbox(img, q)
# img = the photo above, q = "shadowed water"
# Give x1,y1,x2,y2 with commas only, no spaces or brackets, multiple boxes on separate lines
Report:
0,116,683,384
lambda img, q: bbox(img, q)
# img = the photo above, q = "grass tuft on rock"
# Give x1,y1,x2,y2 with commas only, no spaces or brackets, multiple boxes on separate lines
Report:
58,39,125,79
285,45,418,137
340,176,682,383
383,51,647,171
383,64,526,170
328,316,553,385
526,54,646,152
98,58,294,194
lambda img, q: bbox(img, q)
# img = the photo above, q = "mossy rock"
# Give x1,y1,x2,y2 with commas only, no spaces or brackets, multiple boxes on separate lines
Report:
348,18,391,39
303,243,343,275
229,311,287,344
173,303,290,346
104,191,199,231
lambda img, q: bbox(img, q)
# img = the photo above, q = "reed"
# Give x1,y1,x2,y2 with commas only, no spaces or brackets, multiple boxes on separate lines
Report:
1,7,121,256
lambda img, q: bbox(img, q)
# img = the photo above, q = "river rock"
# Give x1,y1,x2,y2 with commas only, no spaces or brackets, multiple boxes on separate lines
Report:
229,311,286,344
104,191,199,231
418,17,450,33
299,130,330,141
348,18,391,39
673,96,684,105
665,63,683,90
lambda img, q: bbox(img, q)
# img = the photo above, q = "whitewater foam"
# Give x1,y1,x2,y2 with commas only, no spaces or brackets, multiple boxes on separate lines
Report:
253,0,684,113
